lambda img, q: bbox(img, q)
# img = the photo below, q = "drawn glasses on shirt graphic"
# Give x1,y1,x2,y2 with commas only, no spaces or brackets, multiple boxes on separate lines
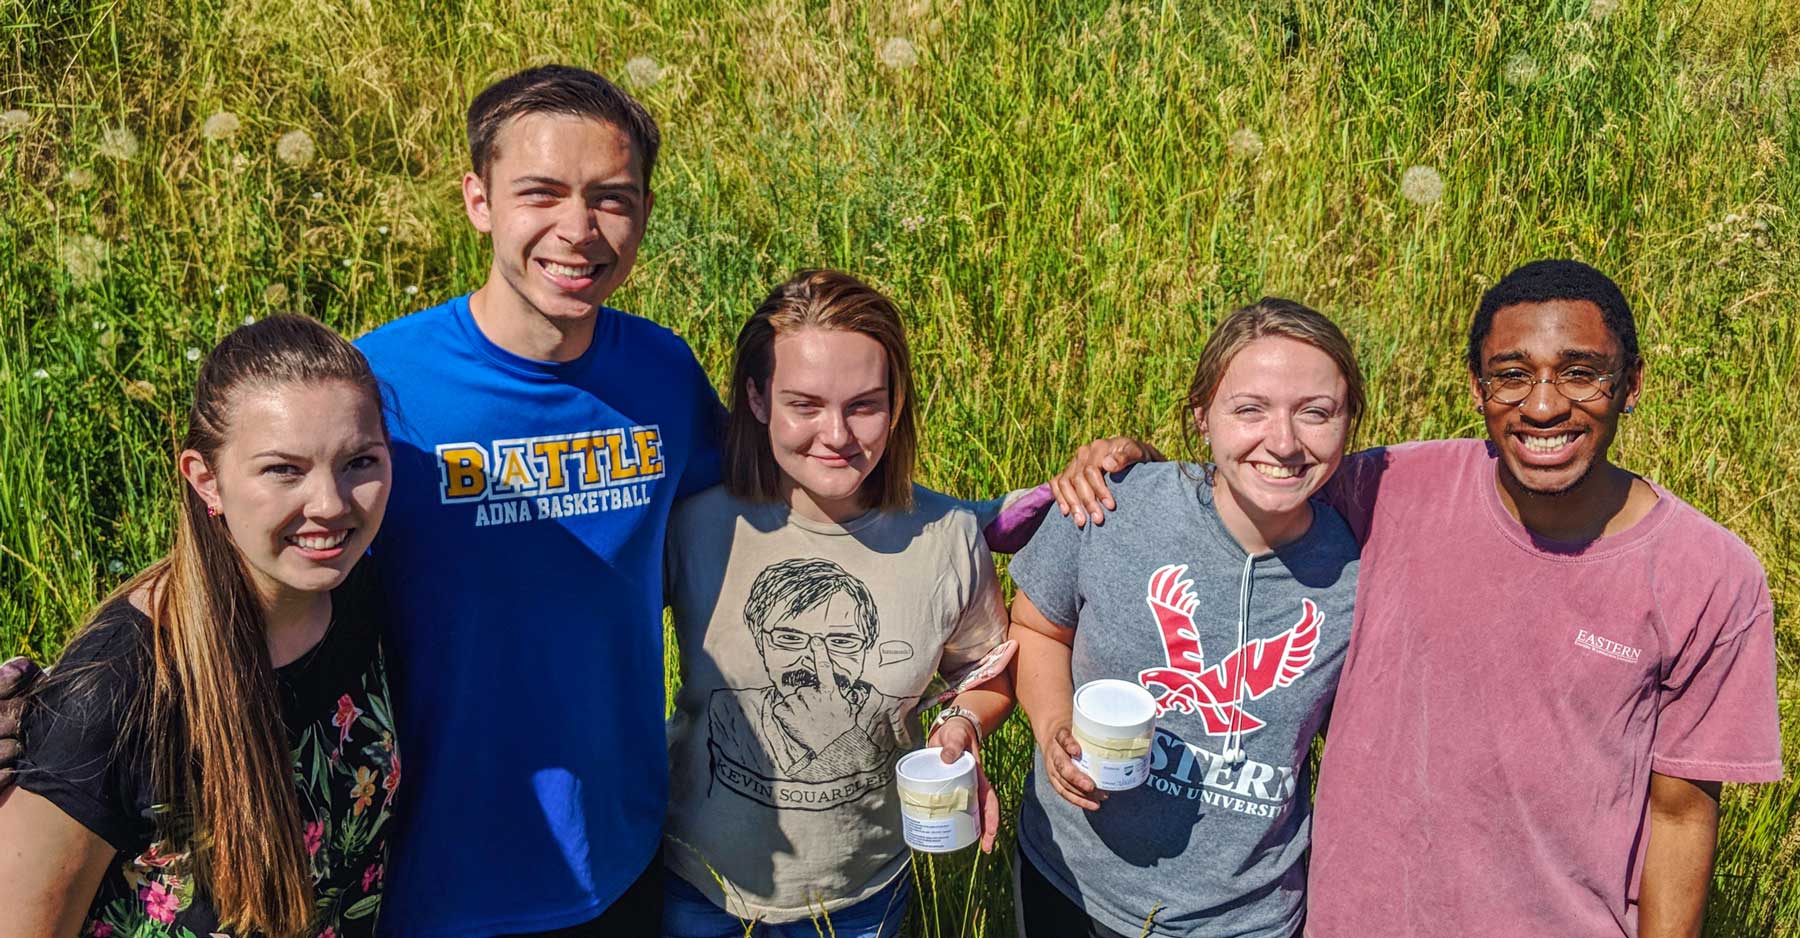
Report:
748,559,882,692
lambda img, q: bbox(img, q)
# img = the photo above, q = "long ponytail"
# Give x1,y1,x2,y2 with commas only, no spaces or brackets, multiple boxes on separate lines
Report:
60,314,384,936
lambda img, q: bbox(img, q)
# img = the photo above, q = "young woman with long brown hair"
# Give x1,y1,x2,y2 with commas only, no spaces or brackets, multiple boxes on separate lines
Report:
0,314,398,937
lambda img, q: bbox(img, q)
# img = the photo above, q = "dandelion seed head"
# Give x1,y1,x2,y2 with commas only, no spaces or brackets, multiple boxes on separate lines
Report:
124,379,157,402
1227,128,1265,159
404,284,419,296
99,125,141,161
243,313,256,325
0,109,32,135
1501,53,1540,87
1400,165,1445,206
201,111,241,142
1588,0,1619,21
61,234,108,286
276,129,316,167
624,56,663,88
341,257,353,268
31,368,49,380
63,167,96,191
262,282,290,306
879,37,919,70
185,347,201,362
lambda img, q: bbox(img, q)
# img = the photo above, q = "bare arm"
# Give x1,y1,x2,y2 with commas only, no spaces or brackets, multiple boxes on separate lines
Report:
1009,591,1106,810
1638,773,1722,938
0,785,117,937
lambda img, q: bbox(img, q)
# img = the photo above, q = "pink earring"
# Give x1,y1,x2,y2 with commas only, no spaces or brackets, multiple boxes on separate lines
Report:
207,504,220,518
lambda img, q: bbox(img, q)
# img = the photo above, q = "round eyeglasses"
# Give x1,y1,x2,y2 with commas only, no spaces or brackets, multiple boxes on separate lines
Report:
1476,368,1622,406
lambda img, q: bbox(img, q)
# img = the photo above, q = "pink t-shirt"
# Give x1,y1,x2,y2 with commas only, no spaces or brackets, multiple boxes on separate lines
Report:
1306,438,1782,938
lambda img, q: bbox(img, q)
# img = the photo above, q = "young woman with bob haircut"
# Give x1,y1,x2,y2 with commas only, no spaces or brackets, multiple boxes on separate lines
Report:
1009,299,1365,938
0,315,399,937
658,269,1016,938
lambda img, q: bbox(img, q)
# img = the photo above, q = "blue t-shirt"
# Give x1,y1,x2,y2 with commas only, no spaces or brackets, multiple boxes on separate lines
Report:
356,295,724,937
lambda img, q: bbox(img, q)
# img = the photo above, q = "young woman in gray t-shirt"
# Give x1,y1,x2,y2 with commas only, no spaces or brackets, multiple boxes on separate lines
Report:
1009,299,1366,938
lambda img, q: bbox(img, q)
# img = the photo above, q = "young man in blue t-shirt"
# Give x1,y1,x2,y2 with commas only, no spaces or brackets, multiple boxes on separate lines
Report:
352,67,723,936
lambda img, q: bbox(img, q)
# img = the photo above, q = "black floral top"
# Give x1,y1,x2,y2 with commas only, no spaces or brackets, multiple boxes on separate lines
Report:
20,577,398,937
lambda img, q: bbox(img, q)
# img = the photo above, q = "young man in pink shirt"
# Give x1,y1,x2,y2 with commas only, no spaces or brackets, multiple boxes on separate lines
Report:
1049,260,1782,937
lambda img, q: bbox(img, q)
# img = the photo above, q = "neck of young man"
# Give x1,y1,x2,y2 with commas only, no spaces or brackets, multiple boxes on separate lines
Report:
469,269,601,363
1495,458,1650,543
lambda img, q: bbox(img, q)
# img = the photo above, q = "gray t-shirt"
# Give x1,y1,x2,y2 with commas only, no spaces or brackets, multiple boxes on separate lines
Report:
662,484,1007,922
1011,462,1359,938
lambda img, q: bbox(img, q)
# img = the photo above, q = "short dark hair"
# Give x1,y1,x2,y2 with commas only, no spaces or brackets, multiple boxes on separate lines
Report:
743,558,879,656
1468,260,1639,373
466,65,660,186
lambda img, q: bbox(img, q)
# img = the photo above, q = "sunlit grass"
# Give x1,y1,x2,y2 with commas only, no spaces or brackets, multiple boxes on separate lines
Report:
3,0,1796,934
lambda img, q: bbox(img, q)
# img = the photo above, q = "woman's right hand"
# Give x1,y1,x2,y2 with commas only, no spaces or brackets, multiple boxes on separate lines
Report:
1038,719,1106,811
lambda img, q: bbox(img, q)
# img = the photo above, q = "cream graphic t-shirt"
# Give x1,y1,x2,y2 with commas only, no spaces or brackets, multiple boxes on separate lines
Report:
662,484,1007,922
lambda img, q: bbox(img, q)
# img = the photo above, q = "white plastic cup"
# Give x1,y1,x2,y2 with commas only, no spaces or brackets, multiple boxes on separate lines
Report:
1071,679,1157,791
896,747,979,853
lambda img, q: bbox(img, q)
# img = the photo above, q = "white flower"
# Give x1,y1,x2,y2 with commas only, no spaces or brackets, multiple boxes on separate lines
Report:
108,559,125,574
61,234,108,286
242,313,256,325
1501,52,1540,87
63,167,96,190
201,111,241,141
185,347,201,362
0,109,31,135
1588,0,1619,21
276,129,316,167
900,215,926,233
31,367,49,379
624,56,663,88
377,225,389,235
341,257,353,268
404,284,419,295
879,37,919,70
310,191,324,201
262,282,290,306
99,125,141,160
1400,165,1444,206
1227,128,1265,159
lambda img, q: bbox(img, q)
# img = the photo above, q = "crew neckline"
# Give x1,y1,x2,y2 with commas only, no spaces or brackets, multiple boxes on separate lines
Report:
451,292,608,381
1188,462,1331,564
1477,443,1672,560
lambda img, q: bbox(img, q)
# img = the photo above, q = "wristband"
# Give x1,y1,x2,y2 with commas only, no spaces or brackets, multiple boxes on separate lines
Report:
930,705,984,747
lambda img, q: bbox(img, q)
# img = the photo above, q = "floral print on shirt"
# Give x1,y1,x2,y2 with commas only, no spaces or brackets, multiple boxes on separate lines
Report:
79,650,399,938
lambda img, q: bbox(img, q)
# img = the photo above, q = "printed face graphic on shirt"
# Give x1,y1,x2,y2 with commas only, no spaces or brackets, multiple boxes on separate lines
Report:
706,558,913,812
1136,563,1320,737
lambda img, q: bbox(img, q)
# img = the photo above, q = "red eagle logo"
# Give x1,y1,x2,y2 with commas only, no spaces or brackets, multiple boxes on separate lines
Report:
1135,563,1320,737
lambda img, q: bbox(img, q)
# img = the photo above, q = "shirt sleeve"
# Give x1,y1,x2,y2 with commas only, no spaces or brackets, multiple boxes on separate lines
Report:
676,350,726,499
17,609,150,851
938,532,1009,686
1007,497,1085,630
1650,605,1784,783
1319,448,1389,546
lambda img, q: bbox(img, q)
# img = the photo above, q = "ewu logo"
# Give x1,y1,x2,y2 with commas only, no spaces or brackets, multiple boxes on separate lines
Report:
1136,563,1319,737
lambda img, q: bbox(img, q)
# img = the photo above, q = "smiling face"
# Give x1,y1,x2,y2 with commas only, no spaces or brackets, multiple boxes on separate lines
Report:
1199,336,1353,550
182,380,391,604
463,112,652,330
1468,298,1642,496
748,328,893,522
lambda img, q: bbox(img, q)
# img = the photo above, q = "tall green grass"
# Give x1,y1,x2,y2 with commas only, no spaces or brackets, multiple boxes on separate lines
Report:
3,0,1795,934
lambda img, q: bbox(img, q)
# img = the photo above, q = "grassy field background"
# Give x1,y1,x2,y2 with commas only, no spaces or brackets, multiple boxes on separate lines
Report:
2,0,1796,934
